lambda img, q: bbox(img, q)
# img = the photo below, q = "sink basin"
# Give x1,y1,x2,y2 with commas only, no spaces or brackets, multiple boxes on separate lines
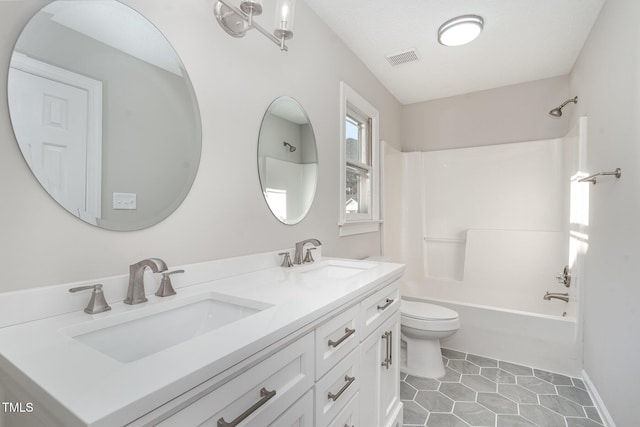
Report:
66,295,271,363
299,260,376,282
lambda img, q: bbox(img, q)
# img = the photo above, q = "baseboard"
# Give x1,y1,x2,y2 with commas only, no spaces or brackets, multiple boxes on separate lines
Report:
582,370,616,427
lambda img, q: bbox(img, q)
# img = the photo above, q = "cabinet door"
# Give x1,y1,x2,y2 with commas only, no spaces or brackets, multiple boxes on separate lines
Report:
380,314,401,427
359,325,382,427
359,312,401,427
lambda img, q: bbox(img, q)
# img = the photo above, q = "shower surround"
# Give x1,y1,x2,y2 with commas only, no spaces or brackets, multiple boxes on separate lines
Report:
385,133,585,375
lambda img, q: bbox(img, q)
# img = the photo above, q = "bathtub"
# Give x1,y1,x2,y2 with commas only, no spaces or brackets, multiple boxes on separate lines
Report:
401,279,582,376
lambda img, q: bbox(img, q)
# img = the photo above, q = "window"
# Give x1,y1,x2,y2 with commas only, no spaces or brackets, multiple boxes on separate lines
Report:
339,82,380,236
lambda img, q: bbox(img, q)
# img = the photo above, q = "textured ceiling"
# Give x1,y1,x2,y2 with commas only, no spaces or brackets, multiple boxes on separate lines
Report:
304,0,605,105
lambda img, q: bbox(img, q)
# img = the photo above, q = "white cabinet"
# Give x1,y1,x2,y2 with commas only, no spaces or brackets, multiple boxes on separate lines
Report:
314,348,360,426
328,392,359,427
315,304,360,380
379,314,402,426
360,282,400,338
359,284,402,427
140,280,401,427
270,390,314,427
157,332,314,426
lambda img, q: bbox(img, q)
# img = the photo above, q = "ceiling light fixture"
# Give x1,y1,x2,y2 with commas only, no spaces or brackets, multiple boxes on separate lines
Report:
438,15,484,47
214,0,296,51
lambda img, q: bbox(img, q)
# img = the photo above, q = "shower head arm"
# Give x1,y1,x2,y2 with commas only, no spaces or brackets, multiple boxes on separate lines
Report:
558,96,578,109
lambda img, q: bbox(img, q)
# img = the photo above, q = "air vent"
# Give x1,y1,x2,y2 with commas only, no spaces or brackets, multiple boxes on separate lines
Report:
385,48,420,66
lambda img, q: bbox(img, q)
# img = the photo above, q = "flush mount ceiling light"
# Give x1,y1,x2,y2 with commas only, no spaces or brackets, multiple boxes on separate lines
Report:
438,15,484,47
215,0,296,51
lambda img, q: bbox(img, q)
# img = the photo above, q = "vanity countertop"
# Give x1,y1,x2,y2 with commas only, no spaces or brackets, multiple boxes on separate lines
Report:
0,254,404,426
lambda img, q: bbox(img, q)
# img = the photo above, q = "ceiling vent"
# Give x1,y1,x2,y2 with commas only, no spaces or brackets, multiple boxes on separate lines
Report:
385,48,420,66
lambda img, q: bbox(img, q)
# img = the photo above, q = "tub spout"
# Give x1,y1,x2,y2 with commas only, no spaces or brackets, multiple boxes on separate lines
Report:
543,292,569,303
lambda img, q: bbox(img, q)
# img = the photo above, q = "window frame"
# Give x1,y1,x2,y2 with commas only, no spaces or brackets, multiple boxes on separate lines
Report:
339,82,381,236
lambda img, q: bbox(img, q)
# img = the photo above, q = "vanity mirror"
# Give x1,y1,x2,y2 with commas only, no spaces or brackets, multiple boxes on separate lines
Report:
7,0,202,231
257,97,318,225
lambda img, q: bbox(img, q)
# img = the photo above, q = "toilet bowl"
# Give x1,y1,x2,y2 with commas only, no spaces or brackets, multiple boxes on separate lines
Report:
401,299,460,379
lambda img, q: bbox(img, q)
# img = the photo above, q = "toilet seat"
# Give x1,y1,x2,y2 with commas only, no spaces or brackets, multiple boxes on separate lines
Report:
401,300,459,321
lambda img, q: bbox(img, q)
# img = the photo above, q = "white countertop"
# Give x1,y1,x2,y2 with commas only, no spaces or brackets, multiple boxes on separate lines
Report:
0,253,404,426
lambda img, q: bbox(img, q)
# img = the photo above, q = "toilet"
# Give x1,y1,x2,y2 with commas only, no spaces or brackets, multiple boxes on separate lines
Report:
400,299,460,379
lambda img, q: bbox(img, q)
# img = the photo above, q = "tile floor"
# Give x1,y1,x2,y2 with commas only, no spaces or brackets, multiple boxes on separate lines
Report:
401,348,604,427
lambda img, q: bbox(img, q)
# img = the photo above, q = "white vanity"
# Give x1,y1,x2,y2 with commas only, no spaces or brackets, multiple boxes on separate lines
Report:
0,250,404,427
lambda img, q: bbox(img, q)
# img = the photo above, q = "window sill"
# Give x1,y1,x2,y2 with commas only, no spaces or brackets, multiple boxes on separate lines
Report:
338,220,381,237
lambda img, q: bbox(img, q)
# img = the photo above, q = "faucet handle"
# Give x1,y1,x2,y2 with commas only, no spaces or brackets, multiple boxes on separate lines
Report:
279,252,293,268
155,269,184,297
303,247,316,263
69,284,111,314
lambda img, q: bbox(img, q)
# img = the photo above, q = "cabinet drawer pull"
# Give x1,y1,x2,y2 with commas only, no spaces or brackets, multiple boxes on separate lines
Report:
217,387,276,427
327,375,355,401
377,298,394,311
343,425,354,427
328,327,356,348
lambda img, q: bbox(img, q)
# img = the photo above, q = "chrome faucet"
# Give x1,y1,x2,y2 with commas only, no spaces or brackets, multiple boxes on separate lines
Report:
543,292,569,303
125,258,168,305
293,238,321,264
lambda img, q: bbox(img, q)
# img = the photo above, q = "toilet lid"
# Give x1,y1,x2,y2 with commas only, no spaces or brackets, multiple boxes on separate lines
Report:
401,300,459,321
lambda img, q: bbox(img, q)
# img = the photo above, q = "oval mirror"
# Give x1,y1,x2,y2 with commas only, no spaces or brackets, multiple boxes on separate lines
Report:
7,0,201,231
257,97,318,225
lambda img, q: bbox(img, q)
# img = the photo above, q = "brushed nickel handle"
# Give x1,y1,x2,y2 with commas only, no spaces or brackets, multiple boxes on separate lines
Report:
68,284,111,314
279,252,293,268
156,269,184,297
328,375,355,401
377,298,394,311
328,327,356,348
217,387,276,427
389,330,393,365
381,330,391,369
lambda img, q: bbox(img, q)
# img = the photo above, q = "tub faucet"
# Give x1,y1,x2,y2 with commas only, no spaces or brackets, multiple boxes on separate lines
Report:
125,258,168,305
543,292,569,303
293,238,321,264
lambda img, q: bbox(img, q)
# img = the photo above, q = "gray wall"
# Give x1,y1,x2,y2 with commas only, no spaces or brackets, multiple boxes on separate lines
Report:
401,75,571,151
0,0,401,292
569,0,640,425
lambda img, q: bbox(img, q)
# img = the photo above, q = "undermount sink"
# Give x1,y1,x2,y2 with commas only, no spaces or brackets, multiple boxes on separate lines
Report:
65,295,272,363
299,259,376,281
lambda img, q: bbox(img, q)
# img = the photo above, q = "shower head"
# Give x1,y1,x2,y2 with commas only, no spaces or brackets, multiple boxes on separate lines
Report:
283,141,296,152
549,96,578,117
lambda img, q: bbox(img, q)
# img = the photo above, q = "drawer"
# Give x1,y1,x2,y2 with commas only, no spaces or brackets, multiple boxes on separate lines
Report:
315,348,360,427
269,389,313,427
158,332,314,427
328,392,359,427
360,281,400,339
315,304,359,379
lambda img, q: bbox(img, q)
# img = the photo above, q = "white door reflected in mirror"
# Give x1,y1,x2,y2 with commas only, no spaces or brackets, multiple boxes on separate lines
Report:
8,0,201,231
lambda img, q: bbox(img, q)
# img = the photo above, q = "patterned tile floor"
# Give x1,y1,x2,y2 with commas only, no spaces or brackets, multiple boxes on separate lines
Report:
401,349,604,427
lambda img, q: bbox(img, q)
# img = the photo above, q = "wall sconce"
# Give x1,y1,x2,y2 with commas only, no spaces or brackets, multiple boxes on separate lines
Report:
214,0,296,51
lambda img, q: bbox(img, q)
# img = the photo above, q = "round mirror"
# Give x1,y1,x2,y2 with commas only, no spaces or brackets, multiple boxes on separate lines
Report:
7,0,201,231
258,97,318,225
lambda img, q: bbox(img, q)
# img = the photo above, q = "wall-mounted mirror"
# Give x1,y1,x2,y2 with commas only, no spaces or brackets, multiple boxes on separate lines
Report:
258,97,318,225
7,0,201,231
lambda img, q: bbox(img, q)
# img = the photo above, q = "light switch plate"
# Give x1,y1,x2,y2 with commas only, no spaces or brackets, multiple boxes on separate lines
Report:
113,192,137,210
